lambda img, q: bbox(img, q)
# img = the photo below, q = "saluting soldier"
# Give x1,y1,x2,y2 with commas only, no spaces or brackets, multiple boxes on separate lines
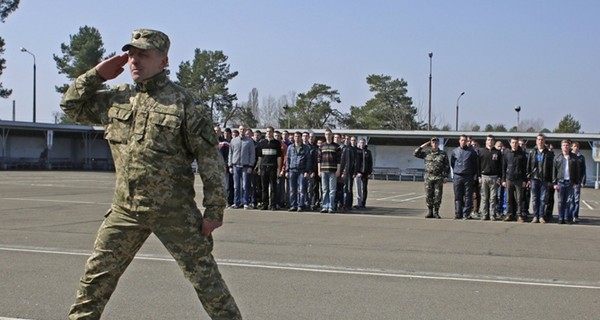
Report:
61,29,241,319
414,137,450,218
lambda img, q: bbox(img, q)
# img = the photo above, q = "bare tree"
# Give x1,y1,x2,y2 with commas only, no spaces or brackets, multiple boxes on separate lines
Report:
518,118,544,133
261,95,279,127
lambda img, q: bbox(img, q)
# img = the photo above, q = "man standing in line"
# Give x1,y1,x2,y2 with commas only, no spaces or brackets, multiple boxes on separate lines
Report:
318,129,341,213
494,140,507,217
286,131,310,211
414,137,450,218
339,134,356,211
478,135,502,221
302,131,318,210
553,140,581,224
571,141,586,223
219,128,234,207
61,29,241,319
257,126,282,210
228,126,256,209
526,134,554,223
502,137,528,222
451,135,478,219
354,138,373,209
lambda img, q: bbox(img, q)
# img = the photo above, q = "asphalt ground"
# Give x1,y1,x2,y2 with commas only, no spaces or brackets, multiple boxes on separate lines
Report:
1,171,599,320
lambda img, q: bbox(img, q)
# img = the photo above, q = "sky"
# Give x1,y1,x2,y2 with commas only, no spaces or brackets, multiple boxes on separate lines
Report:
1,0,599,132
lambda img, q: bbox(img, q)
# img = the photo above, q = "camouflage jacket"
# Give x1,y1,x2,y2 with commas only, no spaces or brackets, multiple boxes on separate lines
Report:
414,147,450,180
60,69,226,221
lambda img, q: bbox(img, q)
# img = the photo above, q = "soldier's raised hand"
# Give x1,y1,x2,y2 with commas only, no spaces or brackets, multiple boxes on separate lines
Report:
96,53,129,81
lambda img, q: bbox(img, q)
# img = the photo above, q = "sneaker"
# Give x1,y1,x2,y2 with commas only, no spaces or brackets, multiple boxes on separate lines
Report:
297,207,303,212
573,217,580,223
230,205,239,209
531,216,539,223
539,217,546,224
328,209,335,214
481,214,490,221
463,215,473,220
320,209,328,213
243,205,250,210
288,207,297,212
517,216,525,223
503,215,514,222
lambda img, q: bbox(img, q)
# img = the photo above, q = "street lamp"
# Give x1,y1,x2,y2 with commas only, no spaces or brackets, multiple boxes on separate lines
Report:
514,105,521,131
427,52,433,131
455,91,465,131
20,47,36,123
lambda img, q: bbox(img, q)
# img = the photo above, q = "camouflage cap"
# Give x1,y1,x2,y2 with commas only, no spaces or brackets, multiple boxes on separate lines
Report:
430,137,439,142
122,29,170,55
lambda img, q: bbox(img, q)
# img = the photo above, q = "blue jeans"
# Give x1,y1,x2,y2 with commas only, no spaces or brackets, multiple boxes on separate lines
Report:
530,179,548,218
572,185,581,219
453,174,473,217
321,171,337,211
288,170,305,209
557,181,574,222
233,166,251,206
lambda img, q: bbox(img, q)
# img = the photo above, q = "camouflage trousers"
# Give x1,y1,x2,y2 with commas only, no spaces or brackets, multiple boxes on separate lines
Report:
424,178,444,210
67,205,241,320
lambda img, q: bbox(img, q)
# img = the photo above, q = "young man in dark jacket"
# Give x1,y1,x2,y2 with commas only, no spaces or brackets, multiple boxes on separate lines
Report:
478,135,502,220
502,137,529,222
526,134,554,223
354,138,373,209
553,139,581,224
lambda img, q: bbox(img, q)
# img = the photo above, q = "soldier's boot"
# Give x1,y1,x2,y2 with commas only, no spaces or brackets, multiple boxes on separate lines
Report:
454,201,463,219
425,208,434,219
433,208,441,219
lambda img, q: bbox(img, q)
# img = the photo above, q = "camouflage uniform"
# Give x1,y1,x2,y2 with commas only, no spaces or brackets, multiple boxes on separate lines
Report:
414,145,450,217
62,29,241,319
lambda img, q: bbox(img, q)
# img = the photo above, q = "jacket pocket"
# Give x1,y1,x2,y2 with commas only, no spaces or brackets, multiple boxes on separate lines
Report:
146,106,182,154
104,104,133,144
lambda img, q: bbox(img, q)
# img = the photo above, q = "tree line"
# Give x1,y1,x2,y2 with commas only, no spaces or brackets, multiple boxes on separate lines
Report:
0,17,584,133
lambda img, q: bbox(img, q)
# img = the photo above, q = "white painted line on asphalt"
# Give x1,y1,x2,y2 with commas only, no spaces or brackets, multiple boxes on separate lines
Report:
391,195,425,202
0,198,110,205
581,200,593,210
376,193,416,201
2,245,599,291
0,317,34,320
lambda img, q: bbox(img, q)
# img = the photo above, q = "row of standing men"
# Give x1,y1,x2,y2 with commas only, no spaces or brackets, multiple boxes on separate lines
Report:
414,134,586,224
216,126,374,214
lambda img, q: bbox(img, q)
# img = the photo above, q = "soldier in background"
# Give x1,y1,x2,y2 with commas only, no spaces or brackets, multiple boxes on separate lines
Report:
61,29,241,319
414,137,450,218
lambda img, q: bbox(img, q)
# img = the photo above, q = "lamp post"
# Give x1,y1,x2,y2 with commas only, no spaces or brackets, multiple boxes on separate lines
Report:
427,52,433,131
455,91,465,131
514,105,521,131
20,47,36,123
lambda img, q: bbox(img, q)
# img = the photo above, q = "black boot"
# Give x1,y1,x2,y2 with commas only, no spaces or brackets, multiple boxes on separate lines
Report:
425,208,434,219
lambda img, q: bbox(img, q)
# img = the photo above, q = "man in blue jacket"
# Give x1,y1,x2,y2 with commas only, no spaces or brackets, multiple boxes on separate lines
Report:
451,135,478,219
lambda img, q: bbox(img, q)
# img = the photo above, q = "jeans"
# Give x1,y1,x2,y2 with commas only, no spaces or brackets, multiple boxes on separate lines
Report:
453,174,473,217
232,166,251,206
506,179,524,217
480,175,498,217
572,184,582,219
288,170,305,209
321,171,337,211
557,181,574,222
530,179,548,218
